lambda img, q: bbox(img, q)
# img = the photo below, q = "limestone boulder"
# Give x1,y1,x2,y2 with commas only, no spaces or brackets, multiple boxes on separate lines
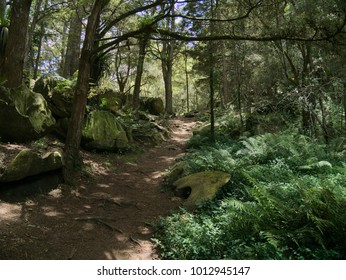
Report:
140,97,164,115
0,85,56,143
0,148,63,183
82,110,129,151
163,161,189,188
33,74,73,118
173,171,231,207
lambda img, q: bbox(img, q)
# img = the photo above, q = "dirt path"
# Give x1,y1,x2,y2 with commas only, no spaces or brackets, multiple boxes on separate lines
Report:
0,118,195,260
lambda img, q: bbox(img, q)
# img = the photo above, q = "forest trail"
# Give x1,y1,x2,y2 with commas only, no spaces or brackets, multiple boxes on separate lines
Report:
0,118,196,260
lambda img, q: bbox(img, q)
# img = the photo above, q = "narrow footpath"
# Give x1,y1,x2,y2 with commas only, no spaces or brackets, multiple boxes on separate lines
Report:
0,118,195,260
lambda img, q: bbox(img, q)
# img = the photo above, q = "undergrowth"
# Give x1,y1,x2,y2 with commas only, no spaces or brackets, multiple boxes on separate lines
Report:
153,131,346,259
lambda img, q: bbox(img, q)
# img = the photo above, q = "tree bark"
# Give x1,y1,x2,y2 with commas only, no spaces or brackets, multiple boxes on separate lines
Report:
161,1,175,115
184,46,190,112
115,41,131,96
63,0,110,184
161,43,174,114
132,36,148,111
33,23,45,79
1,0,32,88
300,43,316,136
221,41,230,106
62,9,83,78
209,0,216,143
24,0,44,81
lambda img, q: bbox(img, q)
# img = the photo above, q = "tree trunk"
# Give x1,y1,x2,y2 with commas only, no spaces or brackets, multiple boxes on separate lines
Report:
63,0,109,184
161,1,175,115
209,0,216,143
300,43,316,136
132,36,148,111
115,41,131,96
62,9,83,78
0,0,7,70
161,46,173,115
1,0,32,88
221,42,230,106
33,23,45,79
184,46,190,112
24,0,44,81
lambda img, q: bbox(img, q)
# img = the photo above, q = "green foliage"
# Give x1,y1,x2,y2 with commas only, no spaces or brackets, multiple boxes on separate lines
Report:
52,77,75,96
154,130,346,259
0,0,9,27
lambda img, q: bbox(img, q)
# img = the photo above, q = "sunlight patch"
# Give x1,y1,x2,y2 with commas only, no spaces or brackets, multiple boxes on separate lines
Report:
41,206,64,217
82,222,94,231
48,188,63,198
150,171,162,179
0,202,22,222
97,183,110,188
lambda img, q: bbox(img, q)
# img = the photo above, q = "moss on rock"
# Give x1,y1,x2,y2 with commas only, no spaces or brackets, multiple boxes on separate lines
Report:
82,110,129,151
0,85,56,143
173,171,231,208
0,149,63,183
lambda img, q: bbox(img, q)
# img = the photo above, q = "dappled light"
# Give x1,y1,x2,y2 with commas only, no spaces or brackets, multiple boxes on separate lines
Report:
0,203,22,222
40,206,64,218
1,0,345,262
0,119,195,259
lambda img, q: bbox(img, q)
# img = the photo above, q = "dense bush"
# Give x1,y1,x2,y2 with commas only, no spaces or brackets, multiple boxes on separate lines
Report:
153,131,346,259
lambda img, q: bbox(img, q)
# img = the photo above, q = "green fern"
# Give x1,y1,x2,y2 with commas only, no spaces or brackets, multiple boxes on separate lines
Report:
155,130,346,260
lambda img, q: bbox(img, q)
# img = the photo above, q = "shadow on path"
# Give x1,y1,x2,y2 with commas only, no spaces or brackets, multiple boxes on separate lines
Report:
0,118,196,260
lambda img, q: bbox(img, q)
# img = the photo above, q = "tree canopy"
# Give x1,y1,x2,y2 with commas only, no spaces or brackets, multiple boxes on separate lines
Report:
0,0,345,176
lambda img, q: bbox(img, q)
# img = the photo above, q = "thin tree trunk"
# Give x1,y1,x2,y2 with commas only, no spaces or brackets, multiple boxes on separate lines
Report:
184,46,190,112
1,0,32,88
58,20,68,76
115,41,131,96
161,1,175,115
162,52,173,114
33,23,45,79
221,42,230,106
209,0,216,143
132,36,148,111
63,0,110,184
24,0,44,80
62,8,83,78
300,43,315,136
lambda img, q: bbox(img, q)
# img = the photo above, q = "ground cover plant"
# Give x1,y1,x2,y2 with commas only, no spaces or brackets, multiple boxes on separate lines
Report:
153,131,346,260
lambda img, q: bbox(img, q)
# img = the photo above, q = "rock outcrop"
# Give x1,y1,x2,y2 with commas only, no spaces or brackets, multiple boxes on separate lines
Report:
82,110,129,151
0,85,56,143
173,171,231,207
140,97,164,115
33,74,73,118
0,148,63,183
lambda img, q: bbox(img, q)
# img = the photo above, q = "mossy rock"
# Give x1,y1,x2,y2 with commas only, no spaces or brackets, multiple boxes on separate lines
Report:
0,85,56,143
140,97,164,115
82,110,129,151
33,74,73,118
173,171,231,207
163,161,189,188
0,149,63,183
33,74,67,96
